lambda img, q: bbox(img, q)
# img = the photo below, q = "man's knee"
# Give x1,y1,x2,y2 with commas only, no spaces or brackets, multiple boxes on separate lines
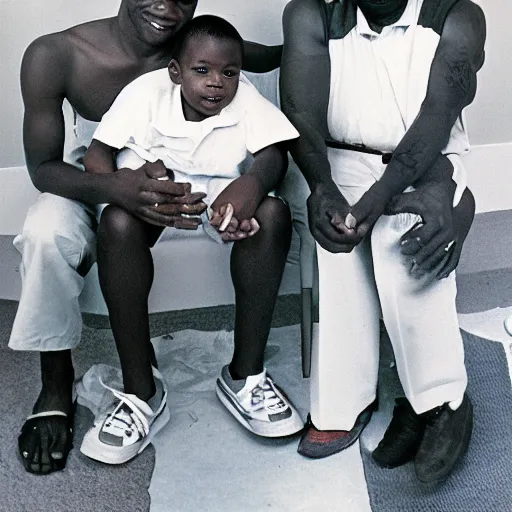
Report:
373,212,423,248
16,194,91,259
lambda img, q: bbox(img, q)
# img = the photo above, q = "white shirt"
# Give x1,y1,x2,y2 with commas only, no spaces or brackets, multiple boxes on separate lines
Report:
93,69,299,199
327,0,470,157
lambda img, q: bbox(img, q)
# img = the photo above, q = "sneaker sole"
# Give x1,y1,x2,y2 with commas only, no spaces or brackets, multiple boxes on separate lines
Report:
80,403,170,465
216,379,303,438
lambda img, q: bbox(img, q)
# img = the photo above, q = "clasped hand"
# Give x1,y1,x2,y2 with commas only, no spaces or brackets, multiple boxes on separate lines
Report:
307,181,390,253
114,160,207,228
209,174,263,242
386,181,468,280
309,179,463,280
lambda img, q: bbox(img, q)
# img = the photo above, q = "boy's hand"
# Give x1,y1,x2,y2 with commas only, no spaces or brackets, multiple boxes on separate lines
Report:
210,174,264,223
210,203,260,241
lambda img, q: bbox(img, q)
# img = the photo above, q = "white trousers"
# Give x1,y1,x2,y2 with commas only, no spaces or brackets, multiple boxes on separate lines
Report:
9,193,97,351
311,149,468,430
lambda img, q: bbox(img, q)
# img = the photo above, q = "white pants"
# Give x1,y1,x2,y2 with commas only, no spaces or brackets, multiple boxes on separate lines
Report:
9,193,97,351
311,149,468,430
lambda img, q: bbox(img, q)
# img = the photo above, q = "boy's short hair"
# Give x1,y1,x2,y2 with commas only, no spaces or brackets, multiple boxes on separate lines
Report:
171,15,244,63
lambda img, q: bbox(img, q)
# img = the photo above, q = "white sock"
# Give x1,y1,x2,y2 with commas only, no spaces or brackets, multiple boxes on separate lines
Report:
238,370,266,395
147,378,164,412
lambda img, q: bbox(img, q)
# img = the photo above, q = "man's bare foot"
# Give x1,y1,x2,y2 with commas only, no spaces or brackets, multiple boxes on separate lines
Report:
18,351,75,475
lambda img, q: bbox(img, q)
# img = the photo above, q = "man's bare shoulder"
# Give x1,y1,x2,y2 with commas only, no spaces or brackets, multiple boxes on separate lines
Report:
283,0,326,49
442,0,486,66
444,1,486,44
24,17,117,67
284,0,324,25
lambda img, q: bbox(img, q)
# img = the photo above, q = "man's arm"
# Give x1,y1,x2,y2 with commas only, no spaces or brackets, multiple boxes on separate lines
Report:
21,36,115,203
280,0,358,253
20,35,204,226
242,41,282,73
349,0,486,232
381,1,485,193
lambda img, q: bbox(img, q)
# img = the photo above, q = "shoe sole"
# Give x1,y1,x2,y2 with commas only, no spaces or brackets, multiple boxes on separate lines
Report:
80,403,170,465
297,426,363,459
298,405,375,459
216,379,303,438
372,453,417,469
415,399,474,485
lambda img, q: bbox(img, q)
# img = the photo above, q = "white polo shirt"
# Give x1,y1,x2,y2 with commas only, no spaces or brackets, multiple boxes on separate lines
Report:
93,68,299,201
327,0,470,157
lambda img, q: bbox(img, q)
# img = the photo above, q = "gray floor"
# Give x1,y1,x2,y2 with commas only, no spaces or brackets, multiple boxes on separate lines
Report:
1,210,512,511
0,295,301,512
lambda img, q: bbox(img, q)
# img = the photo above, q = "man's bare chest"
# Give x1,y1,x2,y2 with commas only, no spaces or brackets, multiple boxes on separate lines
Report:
64,47,167,122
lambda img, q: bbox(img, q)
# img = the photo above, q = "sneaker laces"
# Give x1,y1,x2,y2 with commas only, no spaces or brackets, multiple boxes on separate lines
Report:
248,374,286,413
100,381,150,440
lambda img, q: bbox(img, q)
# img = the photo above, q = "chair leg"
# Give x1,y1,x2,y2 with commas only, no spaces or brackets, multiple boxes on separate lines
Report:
301,287,313,378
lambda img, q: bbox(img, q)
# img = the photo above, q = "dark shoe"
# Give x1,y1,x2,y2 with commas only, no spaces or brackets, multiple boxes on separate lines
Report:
414,394,473,485
372,398,426,468
297,401,376,459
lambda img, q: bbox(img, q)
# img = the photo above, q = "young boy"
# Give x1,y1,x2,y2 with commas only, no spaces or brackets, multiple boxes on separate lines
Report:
81,15,303,464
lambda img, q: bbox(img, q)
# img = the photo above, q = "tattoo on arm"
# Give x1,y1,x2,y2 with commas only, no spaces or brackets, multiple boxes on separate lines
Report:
392,140,429,181
443,48,472,97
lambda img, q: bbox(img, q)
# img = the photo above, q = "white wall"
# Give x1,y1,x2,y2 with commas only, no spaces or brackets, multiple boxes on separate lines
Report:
0,0,510,168
1,0,122,168
466,0,512,145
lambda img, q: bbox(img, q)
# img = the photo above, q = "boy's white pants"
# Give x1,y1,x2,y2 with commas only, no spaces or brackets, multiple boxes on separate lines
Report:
311,148,468,430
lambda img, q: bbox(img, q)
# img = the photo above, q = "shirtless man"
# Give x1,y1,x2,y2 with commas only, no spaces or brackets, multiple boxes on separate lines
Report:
281,0,485,484
12,0,284,475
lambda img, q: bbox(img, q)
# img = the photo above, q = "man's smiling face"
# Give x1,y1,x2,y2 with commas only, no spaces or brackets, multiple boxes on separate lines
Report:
125,0,198,47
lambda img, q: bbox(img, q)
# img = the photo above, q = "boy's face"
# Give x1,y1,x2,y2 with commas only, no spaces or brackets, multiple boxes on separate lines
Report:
169,35,243,122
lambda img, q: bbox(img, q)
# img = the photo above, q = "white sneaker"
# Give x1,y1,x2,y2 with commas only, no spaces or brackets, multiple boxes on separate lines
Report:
216,365,303,437
80,367,169,464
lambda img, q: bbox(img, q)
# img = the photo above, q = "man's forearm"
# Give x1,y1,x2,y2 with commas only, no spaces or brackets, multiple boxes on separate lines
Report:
378,112,456,198
31,160,117,205
414,153,457,198
242,42,282,73
286,113,334,193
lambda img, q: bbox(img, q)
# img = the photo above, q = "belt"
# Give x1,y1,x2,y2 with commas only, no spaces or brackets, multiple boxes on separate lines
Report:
325,140,393,164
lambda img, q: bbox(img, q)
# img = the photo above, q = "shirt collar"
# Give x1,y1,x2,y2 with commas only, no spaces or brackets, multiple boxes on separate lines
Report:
153,82,243,139
357,1,415,37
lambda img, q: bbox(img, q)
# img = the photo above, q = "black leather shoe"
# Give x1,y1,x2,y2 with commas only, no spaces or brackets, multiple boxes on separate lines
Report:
372,398,426,468
414,394,473,485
